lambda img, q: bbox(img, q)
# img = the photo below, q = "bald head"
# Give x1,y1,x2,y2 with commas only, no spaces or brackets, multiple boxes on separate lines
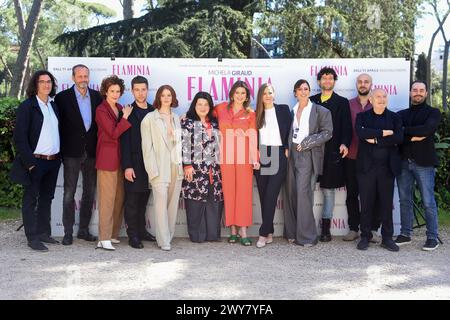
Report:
369,88,388,110
356,73,373,96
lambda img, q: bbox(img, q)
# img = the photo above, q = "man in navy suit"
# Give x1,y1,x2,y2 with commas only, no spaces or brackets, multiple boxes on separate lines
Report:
10,70,62,252
54,65,103,245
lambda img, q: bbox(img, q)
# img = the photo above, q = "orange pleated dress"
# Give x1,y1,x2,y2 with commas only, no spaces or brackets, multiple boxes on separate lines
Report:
215,102,258,227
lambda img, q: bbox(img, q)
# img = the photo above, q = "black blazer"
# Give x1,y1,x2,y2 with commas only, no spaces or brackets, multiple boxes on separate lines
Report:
10,96,60,185
54,85,102,158
120,102,155,192
258,103,292,151
355,108,403,176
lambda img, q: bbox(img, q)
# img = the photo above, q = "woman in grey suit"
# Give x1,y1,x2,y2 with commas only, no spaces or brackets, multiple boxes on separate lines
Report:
141,85,184,251
284,79,333,246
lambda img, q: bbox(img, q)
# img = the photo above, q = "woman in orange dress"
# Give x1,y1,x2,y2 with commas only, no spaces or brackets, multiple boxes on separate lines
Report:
215,81,260,246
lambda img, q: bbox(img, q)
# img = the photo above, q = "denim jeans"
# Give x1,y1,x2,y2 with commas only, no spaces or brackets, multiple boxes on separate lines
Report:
397,159,439,240
321,188,335,219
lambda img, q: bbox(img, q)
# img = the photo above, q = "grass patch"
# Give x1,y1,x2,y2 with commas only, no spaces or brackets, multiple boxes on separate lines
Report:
0,207,21,221
439,208,450,227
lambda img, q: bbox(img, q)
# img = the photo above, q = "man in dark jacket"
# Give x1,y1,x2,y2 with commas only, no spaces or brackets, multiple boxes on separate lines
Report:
10,70,61,252
395,81,441,251
120,76,156,249
54,65,102,245
355,88,403,252
310,67,352,242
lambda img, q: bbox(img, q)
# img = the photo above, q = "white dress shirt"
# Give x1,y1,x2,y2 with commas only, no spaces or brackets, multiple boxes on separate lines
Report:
292,100,312,144
259,106,282,146
34,96,60,155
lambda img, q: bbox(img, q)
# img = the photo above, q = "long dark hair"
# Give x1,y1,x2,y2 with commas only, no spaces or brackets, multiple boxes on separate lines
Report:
255,83,274,129
26,70,57,98
186,91,216,122
227,80,251,112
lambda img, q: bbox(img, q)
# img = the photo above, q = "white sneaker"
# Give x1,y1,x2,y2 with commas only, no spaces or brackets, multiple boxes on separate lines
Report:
111,238,120,244
266,234,273,244
161,246,171,251
96,240,115,251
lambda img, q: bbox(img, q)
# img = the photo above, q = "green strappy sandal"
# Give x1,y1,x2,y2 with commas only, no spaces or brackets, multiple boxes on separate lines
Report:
228,234,240,243
240,237,252,246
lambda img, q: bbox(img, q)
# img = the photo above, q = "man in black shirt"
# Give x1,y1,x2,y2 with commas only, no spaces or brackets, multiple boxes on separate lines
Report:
395,81,441,251
120,76,156,249
355,88,403,252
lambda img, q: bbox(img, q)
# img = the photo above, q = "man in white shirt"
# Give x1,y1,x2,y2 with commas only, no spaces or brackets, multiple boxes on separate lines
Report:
11,70,62,252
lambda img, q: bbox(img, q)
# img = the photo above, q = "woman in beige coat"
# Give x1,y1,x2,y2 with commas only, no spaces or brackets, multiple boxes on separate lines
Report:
141,85,183,251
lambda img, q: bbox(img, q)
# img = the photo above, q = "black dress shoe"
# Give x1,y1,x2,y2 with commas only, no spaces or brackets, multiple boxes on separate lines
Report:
28,240,49,252
140,232,156,242
381,239,400,252
77,230,97,242
357,237,369,250
129,237,144,249
62,234,73,246
39,234,60,244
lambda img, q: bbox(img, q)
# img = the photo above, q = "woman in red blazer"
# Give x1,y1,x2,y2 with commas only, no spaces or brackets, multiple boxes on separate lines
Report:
95,75,132,250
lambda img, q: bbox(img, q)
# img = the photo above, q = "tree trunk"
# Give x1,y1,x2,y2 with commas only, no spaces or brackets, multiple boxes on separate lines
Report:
427,29,440,105
0,54,13,79
35,47,46,69
442,40,449,111
13,0,26,39
9,0,43,98
123,0,134,19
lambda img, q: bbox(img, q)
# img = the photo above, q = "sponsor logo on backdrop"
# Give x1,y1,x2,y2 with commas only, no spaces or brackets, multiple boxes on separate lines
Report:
112,64,151,76
373,84,398,95
60,83,100,91
310,65,348,77
187,74,272,101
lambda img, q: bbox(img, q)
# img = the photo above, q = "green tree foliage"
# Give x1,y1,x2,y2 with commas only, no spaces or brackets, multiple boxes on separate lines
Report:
0,0,115,95
0,97,23,208
255,0,422,59
55,1,256,58
416,52,427,82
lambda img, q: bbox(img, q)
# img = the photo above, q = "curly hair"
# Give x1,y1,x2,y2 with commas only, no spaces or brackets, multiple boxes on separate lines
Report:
100,75,125,99
317,67,338,81
26,70,57,98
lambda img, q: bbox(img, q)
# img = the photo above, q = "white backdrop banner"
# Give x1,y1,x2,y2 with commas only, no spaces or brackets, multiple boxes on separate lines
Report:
48,57,410,238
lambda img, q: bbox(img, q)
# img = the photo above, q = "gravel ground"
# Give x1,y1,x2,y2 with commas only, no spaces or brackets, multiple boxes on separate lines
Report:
1,219,449,300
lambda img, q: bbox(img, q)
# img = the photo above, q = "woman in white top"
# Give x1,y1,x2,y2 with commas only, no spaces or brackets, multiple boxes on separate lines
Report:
284,79,333,246
254,83,292,248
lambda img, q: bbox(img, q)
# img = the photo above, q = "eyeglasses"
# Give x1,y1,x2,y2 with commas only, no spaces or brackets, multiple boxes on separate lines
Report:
38,80,52,85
